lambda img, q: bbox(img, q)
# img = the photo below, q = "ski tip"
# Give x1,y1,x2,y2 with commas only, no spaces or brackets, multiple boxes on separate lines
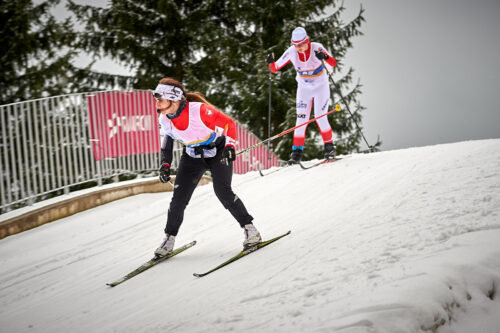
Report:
193,273,204,278
106,283,116,287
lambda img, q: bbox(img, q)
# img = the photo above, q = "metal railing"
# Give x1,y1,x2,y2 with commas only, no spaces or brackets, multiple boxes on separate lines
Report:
0,90,279,214
0,91,183,213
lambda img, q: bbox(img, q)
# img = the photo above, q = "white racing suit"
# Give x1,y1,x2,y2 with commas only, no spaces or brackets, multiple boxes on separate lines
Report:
269,42,337,150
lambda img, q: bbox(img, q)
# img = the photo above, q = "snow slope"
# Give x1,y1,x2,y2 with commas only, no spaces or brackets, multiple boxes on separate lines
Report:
0,139,499,333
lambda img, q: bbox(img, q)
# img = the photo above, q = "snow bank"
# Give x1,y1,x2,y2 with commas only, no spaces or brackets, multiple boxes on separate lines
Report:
0,139,499,333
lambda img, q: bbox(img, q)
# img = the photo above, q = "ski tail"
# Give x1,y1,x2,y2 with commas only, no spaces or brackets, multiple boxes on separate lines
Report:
299,157,343,170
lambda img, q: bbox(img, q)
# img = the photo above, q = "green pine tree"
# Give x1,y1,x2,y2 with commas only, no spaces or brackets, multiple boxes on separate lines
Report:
67,0,223,90
209,2,382,159
0,0,82,104
68,0,381,158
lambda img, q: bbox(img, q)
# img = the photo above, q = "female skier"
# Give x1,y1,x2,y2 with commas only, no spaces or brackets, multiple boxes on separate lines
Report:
267,27,338,164
152,77,261,257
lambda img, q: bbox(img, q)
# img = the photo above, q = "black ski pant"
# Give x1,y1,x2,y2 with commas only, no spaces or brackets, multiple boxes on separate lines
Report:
164,150,253,236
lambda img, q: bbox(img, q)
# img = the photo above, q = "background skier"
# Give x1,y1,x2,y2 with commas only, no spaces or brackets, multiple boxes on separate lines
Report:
267,27,338,164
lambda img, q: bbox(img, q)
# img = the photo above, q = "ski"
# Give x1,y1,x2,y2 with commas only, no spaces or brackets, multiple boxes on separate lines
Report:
107,241,197,287
259,166,285,177
259,168,279,177
193,230,291,278
259,162,300,176
299,157,342,170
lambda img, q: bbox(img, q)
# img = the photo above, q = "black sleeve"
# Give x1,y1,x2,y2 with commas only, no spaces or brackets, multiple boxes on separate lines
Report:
161,135,174,165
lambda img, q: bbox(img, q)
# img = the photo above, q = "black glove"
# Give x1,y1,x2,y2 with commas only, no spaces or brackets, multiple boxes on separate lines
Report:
314,50,329,60
221,146,236,165
159,163,171,183
266,53,275,64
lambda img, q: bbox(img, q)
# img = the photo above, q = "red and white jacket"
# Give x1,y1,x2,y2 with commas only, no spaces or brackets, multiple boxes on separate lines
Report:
159,102,236,160
269,42,337,87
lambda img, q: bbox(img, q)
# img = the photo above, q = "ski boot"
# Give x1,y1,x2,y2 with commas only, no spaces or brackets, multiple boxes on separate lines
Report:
324,142,336,160
287,149,303,165
243,224,262,249
154,234,176,257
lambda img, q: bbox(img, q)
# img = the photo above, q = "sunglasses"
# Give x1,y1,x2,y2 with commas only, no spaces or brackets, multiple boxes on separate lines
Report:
152,92,163,100
294,42,308,47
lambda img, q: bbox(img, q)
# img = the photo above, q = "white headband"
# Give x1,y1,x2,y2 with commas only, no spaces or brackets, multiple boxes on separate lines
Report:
153,84,184,101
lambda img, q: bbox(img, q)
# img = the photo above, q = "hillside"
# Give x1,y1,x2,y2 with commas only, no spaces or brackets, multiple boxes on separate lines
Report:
1,139,499,333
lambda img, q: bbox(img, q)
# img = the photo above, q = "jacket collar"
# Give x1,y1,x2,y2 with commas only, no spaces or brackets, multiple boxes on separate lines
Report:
167,100,188,119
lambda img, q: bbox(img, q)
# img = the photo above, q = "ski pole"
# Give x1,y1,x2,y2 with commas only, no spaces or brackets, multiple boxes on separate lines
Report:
321,59,373,152
267,60,272,158
237,104,341,156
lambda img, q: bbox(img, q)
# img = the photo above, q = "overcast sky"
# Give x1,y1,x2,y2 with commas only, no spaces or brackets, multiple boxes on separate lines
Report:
58,0,500,151
343,0,500,150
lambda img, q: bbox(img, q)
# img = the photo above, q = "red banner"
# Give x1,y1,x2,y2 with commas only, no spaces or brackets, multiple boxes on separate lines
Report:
233,123,279,174
87,91,159,161
87,91,279,173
